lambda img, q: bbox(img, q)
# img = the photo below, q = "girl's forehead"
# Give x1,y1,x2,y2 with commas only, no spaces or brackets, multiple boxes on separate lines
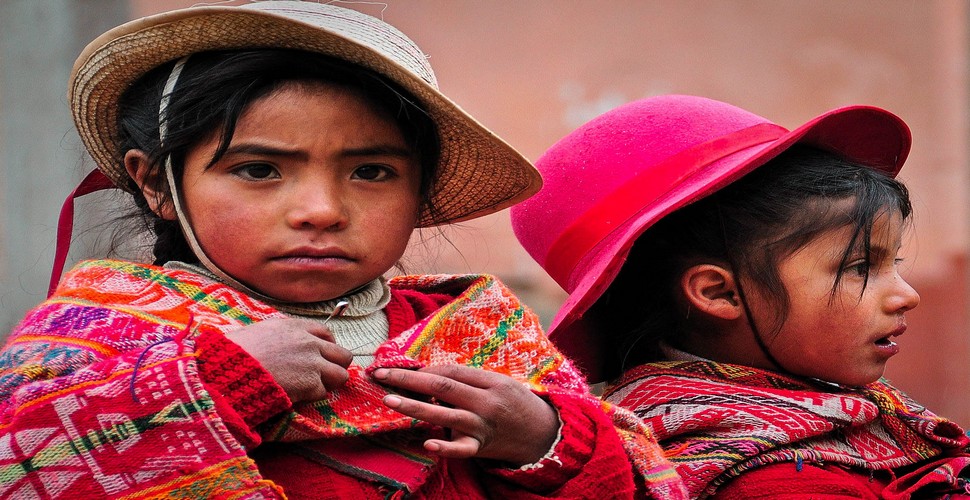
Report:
237,80,355,114
798,196,907,231
775,199,909,261
214,81,409,142
816,210,908,253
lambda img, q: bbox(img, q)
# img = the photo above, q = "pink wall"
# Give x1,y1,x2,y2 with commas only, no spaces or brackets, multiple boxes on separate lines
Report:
134,0,970,424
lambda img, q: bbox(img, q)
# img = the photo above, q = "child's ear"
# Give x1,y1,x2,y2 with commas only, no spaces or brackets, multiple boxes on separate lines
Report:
680,264,743,320
124,149,176,221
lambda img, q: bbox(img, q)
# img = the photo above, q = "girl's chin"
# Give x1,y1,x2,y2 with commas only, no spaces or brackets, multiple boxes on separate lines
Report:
814,371,883,388
251,284,351,304
275,291,347,303
241,274,371,303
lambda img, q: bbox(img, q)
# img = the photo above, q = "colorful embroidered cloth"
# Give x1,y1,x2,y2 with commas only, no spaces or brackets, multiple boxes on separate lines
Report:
605,361,970,499
0,259,684,499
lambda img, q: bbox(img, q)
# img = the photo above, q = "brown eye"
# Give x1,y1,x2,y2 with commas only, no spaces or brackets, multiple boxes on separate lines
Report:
234,163,280,180
352,164,394,181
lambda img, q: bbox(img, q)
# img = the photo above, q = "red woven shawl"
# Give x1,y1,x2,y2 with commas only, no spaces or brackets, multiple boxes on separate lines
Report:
0,260,684,498
605,361,970,498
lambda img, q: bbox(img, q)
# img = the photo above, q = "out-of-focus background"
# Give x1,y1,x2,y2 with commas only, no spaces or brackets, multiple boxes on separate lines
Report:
2,0,969,423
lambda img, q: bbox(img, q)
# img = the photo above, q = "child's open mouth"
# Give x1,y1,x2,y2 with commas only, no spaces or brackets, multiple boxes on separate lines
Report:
873,328,903,356
874,336,896,347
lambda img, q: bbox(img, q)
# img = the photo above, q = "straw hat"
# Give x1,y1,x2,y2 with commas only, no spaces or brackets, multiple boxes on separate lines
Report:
69,0,540,227
511,94,911,381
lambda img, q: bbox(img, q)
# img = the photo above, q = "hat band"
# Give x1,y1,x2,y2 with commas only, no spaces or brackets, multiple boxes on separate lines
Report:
544,122,788,290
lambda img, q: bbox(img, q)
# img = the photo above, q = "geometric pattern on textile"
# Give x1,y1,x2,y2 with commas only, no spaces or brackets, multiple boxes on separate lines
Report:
605,361,970,498
0,260,684,498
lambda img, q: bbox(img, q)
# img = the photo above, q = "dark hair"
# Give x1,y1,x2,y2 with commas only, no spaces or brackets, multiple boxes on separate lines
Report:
590,145,912,377
115,49,440,264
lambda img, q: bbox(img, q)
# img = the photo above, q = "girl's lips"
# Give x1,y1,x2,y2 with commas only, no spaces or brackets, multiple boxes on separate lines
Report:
888,324,906,339
873,325,905,357
873,337,900,357
278,255,350,263
274,247,352,260
271,249,355,270
271,255,355,273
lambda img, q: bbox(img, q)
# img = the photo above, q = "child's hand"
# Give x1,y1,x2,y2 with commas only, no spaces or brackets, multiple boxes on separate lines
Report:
372,365,559,467
226,318,352,403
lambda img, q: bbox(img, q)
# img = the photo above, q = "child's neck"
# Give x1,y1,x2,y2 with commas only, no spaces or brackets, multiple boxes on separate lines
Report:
659,342,711,362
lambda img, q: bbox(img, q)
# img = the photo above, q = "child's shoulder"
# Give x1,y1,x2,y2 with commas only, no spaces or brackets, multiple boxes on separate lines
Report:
389,273,512,298
389,272,499,290
48,259,264,317
54,259,219,295
49,259,274,327
388,273,532,312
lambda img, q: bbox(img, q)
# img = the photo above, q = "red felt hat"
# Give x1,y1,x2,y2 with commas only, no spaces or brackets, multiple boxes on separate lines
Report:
511,94,911,382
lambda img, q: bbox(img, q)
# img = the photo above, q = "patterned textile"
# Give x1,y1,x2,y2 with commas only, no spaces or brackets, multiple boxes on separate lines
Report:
0,259,683,499
605,361,970,499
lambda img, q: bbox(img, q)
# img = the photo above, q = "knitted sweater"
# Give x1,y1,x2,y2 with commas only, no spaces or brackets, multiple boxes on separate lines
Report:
605,361,970,499
0,259,685,499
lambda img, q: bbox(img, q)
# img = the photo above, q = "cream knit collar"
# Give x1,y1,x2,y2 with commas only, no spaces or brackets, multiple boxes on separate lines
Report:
164,261,391,317
164,261,391,366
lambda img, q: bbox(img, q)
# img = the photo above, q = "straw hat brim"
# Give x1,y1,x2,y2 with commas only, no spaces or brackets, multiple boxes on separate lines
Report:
69,3,541,227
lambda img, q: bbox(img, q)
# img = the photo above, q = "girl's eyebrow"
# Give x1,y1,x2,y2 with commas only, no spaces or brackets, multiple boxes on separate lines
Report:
223,143,303,159
341,145,414,159
221,143,413,160
865,242,902,260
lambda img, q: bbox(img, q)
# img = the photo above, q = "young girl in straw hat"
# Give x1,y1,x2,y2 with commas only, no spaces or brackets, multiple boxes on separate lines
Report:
0,2,685,498
512,94,970,498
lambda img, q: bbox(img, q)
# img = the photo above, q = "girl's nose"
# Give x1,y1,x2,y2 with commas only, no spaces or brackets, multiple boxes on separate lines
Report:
284,185,348,231
889,274,920,313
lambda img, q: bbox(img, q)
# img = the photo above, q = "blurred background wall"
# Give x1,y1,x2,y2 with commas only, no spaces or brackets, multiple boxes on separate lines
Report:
2,0,969,424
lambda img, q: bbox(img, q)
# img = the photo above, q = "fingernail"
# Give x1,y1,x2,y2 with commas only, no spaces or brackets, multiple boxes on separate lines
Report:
373,368,388,379
383,395,401,407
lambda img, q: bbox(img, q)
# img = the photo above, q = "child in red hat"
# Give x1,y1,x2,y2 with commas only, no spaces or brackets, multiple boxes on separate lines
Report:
513,94,970,498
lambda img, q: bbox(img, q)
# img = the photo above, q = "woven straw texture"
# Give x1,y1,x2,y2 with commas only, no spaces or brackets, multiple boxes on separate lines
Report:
69,2,540,226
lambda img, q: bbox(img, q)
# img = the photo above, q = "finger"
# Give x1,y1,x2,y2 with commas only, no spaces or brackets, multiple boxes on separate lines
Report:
373,368,478,406
318,360,350,392
318,340,353,368
382,393,481,434
423,434,481,459
416,364,509,389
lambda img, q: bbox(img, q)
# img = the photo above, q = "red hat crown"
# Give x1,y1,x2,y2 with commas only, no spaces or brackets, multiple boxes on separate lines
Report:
511,94,910,381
